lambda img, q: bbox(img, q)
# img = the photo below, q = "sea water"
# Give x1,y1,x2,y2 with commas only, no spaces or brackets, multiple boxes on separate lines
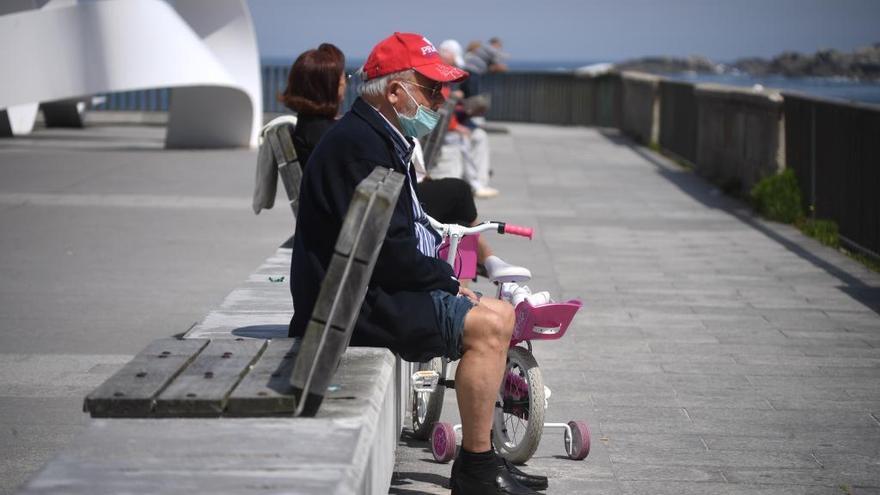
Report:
262,57,880,106
665,72,880,105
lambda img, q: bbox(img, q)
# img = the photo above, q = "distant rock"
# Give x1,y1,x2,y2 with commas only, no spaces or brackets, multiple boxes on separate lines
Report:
612,43,880,80
732,43,880,80
614,55,720,75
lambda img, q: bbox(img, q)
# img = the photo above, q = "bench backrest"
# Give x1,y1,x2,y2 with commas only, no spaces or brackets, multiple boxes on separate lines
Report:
264,123,303,217
290,167,405,416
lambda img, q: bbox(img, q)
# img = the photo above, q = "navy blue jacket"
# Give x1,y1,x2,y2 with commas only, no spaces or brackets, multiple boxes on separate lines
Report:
289,98,459,361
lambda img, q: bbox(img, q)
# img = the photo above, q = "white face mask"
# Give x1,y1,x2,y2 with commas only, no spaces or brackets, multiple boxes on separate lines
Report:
394,84,441,138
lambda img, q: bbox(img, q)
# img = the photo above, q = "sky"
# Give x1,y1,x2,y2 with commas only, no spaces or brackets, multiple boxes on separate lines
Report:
246,0,880,64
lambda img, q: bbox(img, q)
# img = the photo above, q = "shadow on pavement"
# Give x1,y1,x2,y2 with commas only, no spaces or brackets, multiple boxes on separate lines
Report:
390,471,449,495
232,324,288,339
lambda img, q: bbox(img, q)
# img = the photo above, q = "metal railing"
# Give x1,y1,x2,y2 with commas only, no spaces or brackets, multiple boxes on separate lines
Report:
658,80,697,164
783,92,880,258
89,65,879,260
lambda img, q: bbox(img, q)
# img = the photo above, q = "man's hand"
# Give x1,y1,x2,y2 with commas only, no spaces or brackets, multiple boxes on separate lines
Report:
458,286,480,305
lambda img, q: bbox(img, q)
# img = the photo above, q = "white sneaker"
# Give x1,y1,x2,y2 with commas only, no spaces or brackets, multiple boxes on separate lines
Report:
474,187,499,199
525,291,552,306
501,283,533,306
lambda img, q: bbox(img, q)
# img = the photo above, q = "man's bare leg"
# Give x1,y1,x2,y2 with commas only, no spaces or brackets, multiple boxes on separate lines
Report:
450,296,545,493
455,297,514,452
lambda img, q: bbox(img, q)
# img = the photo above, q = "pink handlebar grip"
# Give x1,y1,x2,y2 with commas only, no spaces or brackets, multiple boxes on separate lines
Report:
504,224,533,239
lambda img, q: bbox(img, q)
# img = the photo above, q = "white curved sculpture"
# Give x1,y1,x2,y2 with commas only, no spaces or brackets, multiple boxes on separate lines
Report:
0,103,39,136
0,0,262,148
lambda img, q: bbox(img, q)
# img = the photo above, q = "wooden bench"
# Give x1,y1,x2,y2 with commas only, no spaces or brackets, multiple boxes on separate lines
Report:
81,167,404,419
20,168,407,495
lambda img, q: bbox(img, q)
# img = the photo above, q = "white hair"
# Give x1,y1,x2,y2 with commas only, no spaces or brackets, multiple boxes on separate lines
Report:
357,68,414,98
439,39,465,68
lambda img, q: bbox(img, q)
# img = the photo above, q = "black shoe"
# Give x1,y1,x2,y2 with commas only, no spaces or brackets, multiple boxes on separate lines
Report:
450,454,541,495
499,456,549,491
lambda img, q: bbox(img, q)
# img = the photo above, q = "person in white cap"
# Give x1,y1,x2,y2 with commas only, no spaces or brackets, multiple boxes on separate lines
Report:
289,32,547,495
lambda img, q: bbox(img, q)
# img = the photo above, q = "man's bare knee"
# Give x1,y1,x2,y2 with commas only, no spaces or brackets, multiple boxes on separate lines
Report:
482,298,515,341
463,304,513,354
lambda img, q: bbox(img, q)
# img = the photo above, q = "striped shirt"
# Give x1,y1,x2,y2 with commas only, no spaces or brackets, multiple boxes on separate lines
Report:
373,107,441,258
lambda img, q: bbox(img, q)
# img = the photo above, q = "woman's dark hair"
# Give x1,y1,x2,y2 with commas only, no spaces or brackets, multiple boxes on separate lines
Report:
279,43,345,117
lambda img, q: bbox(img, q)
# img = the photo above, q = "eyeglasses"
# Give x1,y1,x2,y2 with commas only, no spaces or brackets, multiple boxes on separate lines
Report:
401,80,444,100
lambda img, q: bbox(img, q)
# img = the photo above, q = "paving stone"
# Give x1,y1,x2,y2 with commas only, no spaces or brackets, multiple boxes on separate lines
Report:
613,464,725,482
684,408,879,429
661,362,825,377
721,468,875,488
702,433,880,456
610,450,820,469
619,481,837,495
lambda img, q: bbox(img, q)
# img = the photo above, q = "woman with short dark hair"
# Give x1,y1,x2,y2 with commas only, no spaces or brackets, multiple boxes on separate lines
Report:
278,43,346,170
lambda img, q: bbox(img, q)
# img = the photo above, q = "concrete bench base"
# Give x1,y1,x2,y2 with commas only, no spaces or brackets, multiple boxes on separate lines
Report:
19,348,397,495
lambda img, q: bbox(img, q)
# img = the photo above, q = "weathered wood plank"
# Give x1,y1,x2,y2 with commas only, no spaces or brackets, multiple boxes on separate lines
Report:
154,339,266,417
266,125,302,216
225,338,299,416
275,126,302,215
276,124,298,163
83,338,208,418
291,168,404,417
354,170,405,264
332,167,384,257
265,125,291,166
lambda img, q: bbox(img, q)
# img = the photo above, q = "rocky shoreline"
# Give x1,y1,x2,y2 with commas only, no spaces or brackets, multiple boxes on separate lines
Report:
615,43,880,81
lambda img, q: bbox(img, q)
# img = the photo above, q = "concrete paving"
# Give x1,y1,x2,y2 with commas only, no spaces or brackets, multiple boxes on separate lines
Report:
0,124,291,494
2,120,879,495
391,124,880,494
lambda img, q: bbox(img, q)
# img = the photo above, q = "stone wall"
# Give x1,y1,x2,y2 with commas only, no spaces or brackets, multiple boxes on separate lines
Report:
658,80,699,164
694,84,784,193
621,71,659,144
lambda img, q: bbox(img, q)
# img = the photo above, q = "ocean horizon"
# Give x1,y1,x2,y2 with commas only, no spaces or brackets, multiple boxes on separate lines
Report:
262,57,880,105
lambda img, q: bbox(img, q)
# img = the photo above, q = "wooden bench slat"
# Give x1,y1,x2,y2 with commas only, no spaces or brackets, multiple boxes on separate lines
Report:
266,125,302,216
154,339,266,417
225,338,299,416
83,338,208,418
355,171,405,263
332,167,384,257
276,124,298,163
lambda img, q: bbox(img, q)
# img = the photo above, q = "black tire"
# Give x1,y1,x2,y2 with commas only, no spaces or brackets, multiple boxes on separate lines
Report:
493,346,545,464
410,357,447,440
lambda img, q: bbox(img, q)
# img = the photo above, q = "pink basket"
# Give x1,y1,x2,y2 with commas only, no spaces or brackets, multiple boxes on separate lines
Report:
438,234,479,280
511,299,582,344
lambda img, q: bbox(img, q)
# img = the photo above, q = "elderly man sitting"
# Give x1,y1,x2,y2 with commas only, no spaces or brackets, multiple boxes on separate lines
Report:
288,32,547,494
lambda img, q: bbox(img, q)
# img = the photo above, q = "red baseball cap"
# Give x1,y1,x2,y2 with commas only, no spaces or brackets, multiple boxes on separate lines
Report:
363,32,469,83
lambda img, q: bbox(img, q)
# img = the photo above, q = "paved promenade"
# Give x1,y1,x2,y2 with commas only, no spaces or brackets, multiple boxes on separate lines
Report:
1,121,878,495
392,124,880,494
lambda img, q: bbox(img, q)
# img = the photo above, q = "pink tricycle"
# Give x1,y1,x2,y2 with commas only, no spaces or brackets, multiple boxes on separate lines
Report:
409,218,590,465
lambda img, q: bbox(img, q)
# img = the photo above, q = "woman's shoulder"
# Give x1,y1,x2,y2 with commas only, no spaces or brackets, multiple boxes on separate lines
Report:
293,115,334,139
